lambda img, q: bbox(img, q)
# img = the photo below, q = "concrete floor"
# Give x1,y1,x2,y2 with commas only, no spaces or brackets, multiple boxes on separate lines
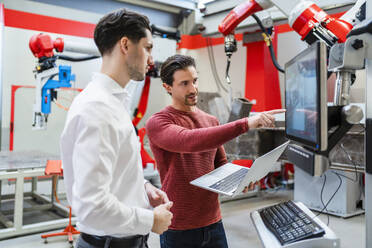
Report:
0,190,366,248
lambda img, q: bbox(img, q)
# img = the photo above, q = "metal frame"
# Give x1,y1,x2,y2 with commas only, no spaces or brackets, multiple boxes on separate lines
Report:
0,168,73,239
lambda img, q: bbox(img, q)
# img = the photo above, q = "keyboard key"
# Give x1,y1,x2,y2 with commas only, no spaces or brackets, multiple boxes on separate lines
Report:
209,168,248,193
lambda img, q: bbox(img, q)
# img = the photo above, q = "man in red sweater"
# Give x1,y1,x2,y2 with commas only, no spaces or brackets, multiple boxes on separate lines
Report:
146,54,284,248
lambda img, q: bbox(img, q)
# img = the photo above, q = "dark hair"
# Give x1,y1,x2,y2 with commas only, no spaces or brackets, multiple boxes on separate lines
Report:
94,9,151,55
160,55,196,86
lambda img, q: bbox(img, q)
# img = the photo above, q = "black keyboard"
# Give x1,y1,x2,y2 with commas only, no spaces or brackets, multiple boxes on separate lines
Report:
209,168,248,193
259,201,325,245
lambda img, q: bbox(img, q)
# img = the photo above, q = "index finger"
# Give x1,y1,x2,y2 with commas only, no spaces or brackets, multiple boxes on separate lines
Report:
265,109,286,115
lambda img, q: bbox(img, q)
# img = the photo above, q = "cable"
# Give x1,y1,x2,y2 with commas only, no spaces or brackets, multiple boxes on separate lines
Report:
268,43,285,73
251,14,285,73
206,37,229,93
57,55,99,62
314,172,343,226
336,125,365,182
206,38,221,92
151,24,181,41
208,37,230,91
337,127,365,209
319,174,330,225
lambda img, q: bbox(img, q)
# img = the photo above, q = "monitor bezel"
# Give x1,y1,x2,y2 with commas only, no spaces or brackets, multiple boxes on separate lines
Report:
284,41,328,152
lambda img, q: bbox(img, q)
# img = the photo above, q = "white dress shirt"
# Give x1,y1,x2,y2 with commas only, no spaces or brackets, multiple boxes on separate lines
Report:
60,72,153,237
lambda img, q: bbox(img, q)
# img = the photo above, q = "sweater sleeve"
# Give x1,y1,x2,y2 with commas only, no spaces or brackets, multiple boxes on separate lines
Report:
146,114,248,153
214,146,228,168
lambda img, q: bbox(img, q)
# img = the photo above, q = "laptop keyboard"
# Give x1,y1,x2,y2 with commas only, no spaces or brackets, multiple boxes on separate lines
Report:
209,167,249,193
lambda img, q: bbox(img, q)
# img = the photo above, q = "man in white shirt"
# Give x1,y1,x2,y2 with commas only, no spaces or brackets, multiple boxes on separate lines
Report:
60,9,173,248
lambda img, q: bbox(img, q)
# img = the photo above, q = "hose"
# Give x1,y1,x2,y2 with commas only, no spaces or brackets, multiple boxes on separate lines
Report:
251,14,285,73
57,55,99,62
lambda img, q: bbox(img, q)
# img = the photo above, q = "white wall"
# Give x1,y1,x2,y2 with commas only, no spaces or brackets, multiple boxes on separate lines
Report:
2,37,100,153
3,27,101,153
0,0,103,152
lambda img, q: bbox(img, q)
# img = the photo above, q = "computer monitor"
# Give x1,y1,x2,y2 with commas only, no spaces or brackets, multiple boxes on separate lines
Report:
285,41,328,152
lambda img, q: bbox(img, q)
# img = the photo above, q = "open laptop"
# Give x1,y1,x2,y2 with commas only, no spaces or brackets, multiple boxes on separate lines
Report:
190,141,290,197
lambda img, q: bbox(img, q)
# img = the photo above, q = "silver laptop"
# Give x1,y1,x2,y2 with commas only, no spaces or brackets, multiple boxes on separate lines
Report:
190,141,290,197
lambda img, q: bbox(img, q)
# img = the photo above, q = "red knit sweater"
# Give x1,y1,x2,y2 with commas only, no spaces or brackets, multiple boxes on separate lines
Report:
146,106,248,230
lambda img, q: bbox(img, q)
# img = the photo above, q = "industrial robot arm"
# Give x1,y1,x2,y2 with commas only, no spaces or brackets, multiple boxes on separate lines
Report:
218,0,272,37
29,33,100,59
29,33,100,129
218,0,360,45
218,0,365,78
219,0,368,177
28,25,178,130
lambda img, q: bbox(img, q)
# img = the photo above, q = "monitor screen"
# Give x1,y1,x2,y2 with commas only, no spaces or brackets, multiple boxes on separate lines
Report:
285,41,327,151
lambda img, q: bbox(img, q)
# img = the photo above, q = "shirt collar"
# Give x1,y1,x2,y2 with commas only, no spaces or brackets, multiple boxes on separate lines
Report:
92,72,130,95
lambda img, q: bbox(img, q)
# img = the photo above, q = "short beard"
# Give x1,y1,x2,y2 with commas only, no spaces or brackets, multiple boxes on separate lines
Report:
127,62,145,81
184,94,197,106
185,101,197,106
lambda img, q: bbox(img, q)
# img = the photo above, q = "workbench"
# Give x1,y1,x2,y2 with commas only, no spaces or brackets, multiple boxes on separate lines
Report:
0,151,73,239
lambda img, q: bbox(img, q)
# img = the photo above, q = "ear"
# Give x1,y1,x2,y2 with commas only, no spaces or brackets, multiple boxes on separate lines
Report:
119,37,129,55
162,83,172,94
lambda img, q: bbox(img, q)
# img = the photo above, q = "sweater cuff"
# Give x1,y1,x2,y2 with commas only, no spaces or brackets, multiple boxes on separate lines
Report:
135,208,154,235
236,118,249,133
